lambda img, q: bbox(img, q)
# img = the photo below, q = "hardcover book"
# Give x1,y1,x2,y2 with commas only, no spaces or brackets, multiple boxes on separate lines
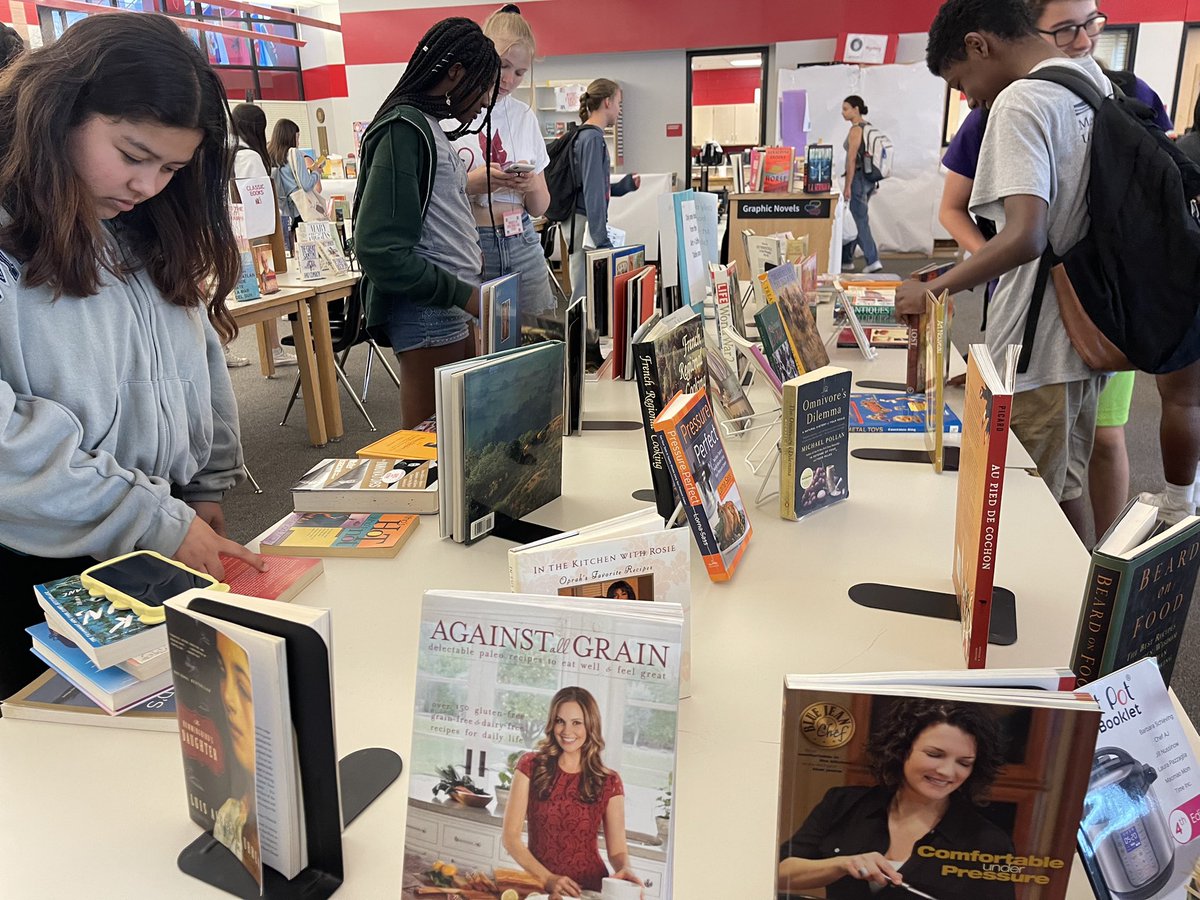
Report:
291,457,439,514
259,511,419,558
760,263,829,375
1076,659,1200,899
804,144,834,193
1070,498,1200,688
762,146,795,193
848,394,963,433
924,290,953,473
780,367,851,521
480,272,520,354
710,262,741,374
612,263,656,381
631,307,708,520
357,429,438,461
653,389,752,582
779,676,1100,900
402,590,683,899
754,302,800,383
1,670,176,731
436,343,565,543
953,344,1019,668
565,295,586,435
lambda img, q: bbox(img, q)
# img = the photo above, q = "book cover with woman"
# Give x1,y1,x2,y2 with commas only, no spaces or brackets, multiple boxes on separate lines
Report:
777,683,1099,900
403,590,683,898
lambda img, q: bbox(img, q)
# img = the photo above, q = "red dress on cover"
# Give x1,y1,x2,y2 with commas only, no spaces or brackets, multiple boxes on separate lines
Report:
517,751,624,891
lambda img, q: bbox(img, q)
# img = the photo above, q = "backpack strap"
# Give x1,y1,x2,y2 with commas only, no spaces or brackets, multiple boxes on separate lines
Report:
1016,250,1058,374
1023,65,1109,109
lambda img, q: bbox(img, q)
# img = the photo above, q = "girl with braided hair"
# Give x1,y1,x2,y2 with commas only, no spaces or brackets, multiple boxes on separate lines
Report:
354,17,500,427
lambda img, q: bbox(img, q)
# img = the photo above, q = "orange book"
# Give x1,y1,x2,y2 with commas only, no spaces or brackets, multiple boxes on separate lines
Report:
259,512,418,559
652,389,751,581
761,146,795,193
357,429,438,461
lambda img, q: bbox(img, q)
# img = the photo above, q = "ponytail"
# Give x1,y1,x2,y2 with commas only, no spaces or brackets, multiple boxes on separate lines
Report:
579,77,619,123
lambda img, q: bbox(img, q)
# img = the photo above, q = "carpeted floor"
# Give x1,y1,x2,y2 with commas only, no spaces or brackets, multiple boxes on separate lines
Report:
218,259,1199,722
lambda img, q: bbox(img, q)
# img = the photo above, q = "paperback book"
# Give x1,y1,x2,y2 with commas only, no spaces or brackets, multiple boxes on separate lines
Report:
759,263,829,375
435,343,565,544
778,676,1101,900
1,670,176,731
953,344,1019,668
1070,498,1200,688
836,325,909,349
924,290,953,473
28,622,172,714
755,302,800,383
291,457,439,514
726,330,784,400
259,511,419,558
780,367,851,521
1076,659,1200,900
357,429,438,461
848,394,963,433
402,590,683,899
229,205,260,302
35,574,165,671
653,389,752,581
804,144,833,193
762,146,795,193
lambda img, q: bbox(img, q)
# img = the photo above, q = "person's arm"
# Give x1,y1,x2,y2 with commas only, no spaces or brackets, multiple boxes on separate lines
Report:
353,123,473,311
778,853,901,892
610,172,639,197
939,170,987,255
896,193,1047,316
843,127,862,199
522,170,550,217
288,148,321,193
577,130,614,249
501,769,581,897
601,793,643,886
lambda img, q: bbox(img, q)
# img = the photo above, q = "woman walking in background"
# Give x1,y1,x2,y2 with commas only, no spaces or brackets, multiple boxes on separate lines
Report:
841,95,883,274
268,117,322,248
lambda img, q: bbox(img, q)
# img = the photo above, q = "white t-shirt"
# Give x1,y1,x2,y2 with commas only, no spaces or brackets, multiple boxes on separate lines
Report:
970,56,1110,392
450,93,549,208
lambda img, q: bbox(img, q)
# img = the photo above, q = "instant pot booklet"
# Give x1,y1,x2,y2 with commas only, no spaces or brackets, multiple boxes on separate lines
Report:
1076,658,1200,900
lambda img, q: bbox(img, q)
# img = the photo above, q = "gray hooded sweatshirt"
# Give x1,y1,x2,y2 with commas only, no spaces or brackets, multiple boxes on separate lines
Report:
0,224,244,561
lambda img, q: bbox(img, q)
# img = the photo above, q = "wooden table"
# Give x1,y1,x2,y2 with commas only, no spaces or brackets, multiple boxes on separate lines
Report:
277,271,362,445
228,285,328,447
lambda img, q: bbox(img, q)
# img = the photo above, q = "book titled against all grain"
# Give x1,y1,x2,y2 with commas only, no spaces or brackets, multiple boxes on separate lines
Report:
402,590,683,899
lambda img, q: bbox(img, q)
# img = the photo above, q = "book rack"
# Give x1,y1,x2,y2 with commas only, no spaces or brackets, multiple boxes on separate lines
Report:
851,446,960,471
855,379,907,391
718,409,782,507
178,748,403,899
848,582,1018,645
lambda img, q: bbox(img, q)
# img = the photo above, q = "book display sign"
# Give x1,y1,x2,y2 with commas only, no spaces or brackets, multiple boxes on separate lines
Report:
738,198,832,219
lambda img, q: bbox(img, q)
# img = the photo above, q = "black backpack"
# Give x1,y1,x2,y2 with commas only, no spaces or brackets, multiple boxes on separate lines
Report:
543,124,600,252
1018,67,1200,375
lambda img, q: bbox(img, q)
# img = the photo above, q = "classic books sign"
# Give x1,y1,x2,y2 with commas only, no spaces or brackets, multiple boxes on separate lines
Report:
738,198,831,220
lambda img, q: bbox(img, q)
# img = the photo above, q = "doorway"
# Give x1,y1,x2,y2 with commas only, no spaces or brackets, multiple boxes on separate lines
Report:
685,47,769,190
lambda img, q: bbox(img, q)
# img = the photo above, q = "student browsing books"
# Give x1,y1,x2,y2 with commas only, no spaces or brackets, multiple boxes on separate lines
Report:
0,14,267,699
355,19,501,427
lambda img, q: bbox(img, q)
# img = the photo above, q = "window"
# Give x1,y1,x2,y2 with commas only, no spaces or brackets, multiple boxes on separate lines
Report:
38,0,305,101
1093,24,1136,72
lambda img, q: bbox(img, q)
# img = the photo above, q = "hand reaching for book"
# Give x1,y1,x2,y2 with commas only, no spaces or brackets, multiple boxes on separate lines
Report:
175,515,267,582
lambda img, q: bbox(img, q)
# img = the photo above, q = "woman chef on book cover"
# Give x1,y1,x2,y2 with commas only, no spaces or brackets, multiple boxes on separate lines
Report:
778,698,1016,899
0,14,266,699
502,686,645,898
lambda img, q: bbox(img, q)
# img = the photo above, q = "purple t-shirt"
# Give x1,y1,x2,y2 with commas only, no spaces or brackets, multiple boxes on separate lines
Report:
941,75,1173,178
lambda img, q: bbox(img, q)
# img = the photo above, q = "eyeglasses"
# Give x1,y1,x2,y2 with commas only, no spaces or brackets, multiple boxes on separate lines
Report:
1037,13,1107,48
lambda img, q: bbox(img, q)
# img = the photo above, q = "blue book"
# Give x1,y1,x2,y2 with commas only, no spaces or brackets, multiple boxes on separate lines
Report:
27,622,171,713
35,575,166,670
848,393,963,433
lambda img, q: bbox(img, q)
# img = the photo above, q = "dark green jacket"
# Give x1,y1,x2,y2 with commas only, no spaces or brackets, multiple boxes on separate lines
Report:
353,105,473,343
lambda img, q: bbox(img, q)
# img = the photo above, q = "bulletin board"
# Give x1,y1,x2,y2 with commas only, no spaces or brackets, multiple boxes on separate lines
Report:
777,63,946,256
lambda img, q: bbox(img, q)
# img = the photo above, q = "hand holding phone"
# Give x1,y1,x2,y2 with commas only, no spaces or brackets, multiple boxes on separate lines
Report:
501,161,536,174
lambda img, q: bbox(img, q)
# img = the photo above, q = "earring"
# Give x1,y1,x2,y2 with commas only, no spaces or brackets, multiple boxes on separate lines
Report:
445,92,452,108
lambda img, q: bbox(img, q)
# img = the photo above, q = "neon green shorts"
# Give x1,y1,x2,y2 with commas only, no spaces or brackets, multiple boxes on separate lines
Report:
1096,370,1135,428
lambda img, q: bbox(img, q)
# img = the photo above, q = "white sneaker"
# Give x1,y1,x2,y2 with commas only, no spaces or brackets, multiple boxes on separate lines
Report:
864,261,884,273
1137,490,1194,527
223,346,250,368
272,346,298,367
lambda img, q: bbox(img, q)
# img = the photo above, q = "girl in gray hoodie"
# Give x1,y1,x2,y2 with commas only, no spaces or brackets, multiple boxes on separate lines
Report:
0,14,265,698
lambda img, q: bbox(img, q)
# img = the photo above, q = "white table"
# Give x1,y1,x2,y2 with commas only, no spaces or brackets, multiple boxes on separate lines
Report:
0,319,1107,898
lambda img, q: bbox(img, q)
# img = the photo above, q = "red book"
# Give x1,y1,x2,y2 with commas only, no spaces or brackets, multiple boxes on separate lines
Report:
611,264,654,380
952,345,1018,667
220,554,324,603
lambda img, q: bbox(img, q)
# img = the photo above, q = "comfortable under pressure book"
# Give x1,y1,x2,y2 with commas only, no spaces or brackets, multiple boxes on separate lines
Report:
780,367,851,521
1069,498,1200,688
259,511,419,558
778,676,1101,900
402,590,683,899
848,394,963,433
1075,659,1200,900
436,342,565,544
291,457,439,515
953,344,1019,668
631,306,707,520
653,388,752,582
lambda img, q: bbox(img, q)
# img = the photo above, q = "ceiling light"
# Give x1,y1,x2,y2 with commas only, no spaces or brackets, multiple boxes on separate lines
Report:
730,57,762,68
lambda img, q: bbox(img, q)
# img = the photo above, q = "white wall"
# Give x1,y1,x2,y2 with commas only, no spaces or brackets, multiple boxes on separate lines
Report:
1135,21,1186,125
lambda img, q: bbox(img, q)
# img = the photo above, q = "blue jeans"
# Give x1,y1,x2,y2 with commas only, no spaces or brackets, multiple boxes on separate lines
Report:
477,214,556,317
843,171,879,266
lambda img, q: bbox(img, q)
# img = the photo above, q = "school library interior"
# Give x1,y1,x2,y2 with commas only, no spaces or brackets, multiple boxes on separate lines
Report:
6,0,1200,897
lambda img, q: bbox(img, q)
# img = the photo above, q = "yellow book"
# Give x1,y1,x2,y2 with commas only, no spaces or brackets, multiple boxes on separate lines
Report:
357,429,438,461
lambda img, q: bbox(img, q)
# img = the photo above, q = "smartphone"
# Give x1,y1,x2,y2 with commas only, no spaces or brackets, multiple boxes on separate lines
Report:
502,162,536,174
81,551,227,625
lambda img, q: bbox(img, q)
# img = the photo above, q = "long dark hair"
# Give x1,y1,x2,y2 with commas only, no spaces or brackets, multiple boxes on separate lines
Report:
531,686,612,804
268,118,301,169
373,17,499,141
0,14,239,340
231,102,271,172
0,23,24,71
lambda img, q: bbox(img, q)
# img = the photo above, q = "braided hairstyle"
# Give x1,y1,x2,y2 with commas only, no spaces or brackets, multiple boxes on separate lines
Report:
374,17,499,141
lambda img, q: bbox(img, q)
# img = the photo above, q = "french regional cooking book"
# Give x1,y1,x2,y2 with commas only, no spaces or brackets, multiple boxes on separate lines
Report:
778,674,1100,900
402,590,683,899
780,366,851,521
1076,658,1200,900
653,388,751,581
954,344,1019,668
1070,498,1200,688
291,457,439,514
